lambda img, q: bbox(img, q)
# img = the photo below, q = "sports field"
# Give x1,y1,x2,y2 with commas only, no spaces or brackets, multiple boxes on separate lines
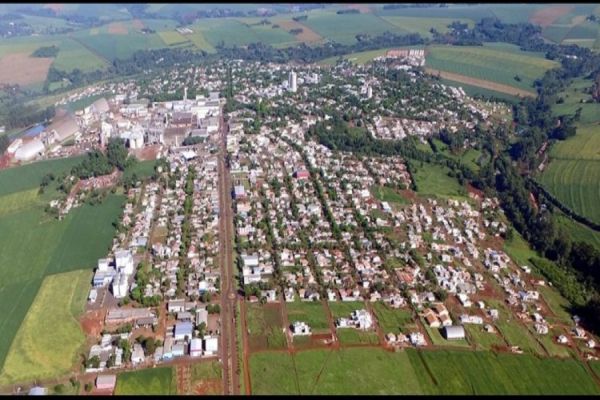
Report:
425,44,558,95
115,367,176,395
0,270,90,385
249,347,600,395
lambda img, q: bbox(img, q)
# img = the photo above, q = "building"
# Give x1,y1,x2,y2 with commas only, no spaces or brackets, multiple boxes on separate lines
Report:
168,299,186,313
190,338,203,357
88,289,98,304
242,254,259,268
204,336,218,355
28,386,48,396
174,322,194,341
291,321,311,336
289,71,297,92
115,250,134,275
233,185,246,199
172,343,186,357
131,343,145,365
96,375,117,391
111,273,129,299
442,325,466,340
15,139,45,161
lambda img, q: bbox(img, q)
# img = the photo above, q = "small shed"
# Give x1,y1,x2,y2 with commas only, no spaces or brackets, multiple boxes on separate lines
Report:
443,325,466,340
96,374,117,391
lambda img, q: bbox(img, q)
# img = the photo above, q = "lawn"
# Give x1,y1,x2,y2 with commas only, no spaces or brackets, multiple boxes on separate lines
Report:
421,319,471,348
0,270,90,385
246,303,287,351
371,302,415,334
425,44,558,94
370,185,408,205
115,367,176,395
412,162,467,199
327,301,365,319
335,329,379,345
285,301,330,333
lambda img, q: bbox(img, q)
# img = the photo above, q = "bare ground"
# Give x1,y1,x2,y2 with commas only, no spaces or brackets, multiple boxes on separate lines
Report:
529,5,574,27
276,19,323,43
0,53,53,86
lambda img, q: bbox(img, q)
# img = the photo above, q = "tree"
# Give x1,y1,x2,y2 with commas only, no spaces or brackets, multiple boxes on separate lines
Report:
87,355,100,369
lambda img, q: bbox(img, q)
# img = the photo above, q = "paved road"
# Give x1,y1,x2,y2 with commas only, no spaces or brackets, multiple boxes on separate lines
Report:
217,108,239,395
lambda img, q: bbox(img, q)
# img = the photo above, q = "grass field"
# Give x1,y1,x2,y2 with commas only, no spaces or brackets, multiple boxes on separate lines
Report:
319,48,394,66
464,324,506,351
52,37,109,73
336,329,379,345
0,188,41,217
412,162,466,199
426,44,558,94
381,16,474,38
286,301,330,333
122,159,157,181
370,185,408,205
503,231,537,268
486,300,545,356
73,30,167,61
439,78,520,103
302,12,402,45
371,302,415,334
327,301,365,319
250,347,600,395
158,30,190,46
555,213,600,249
0,270,90,385
421,320,471,348
115,367,176,395
246,303,286,351
191,18,299,48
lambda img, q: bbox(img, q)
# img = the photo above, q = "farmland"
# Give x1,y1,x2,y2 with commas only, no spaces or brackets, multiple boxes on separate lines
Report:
425,44,558,95
115,367,176,395
381,16,474,38
249,347,600,395
302,12,402,45
464,324,506,351
285,301,330,333
0,270,90,385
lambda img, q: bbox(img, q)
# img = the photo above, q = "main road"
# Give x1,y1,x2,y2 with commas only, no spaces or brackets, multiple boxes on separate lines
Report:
217,106,240,395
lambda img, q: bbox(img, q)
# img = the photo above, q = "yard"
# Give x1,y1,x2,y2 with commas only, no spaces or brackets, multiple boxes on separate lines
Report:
246,303,287,351
371,302,415,334
115,367,176,395
285,301,330,333
464,324,506,351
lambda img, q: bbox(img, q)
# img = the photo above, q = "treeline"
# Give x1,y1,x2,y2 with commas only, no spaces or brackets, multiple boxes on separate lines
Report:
32,45,59,58
71,138,134,179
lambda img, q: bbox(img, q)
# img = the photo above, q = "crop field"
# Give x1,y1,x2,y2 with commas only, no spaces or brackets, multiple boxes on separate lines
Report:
186,32,216,53
319,48,394,66
549,125,600,161
380,16,474,38
302,12,402,45
51,37,109,73
115,367,176,395
250,347,600,395
73,31,167,61
0,188,41,218
555,213,600,250
440,78,519,103
411,349,600,395
285,301,330,333
0,164,123,377
538,159,600,224
425,44,558,95
371,302,415,334
158,31,189,46
246,303,286,351
272,18,323,44
191,18,298,48
374,4,496,21
412,162,466,199
0,270,90,385
0,53,53,86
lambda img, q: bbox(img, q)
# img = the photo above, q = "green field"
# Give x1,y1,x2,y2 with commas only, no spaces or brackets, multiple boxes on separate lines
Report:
426,44,558,94
191,18,299,48
503,231,537,268
73,30,167,61
158,30,190,46
381,16,474,38
302,12,402,45
122,159,157,181
0,270,90,385
335,329,379,345
250,347,600,395
246,303,287,351
319,48,393,66
421,320,471,348
0,188,40,217
327,301,365,319
371,302,415,334
52,37,109,73
464,324,506,351
286,301,330,333
412,162,466,199
486,300,545,356
115,367,176,395
370,185,408,205
555,213,600,249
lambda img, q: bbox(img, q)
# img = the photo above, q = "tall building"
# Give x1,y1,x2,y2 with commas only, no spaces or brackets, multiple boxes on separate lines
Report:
289,71,297,92
367,85,373,99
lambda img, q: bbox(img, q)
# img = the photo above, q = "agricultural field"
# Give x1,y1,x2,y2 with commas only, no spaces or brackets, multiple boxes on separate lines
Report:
183,361,222,395
158,31,190,46
425,44,558,95
72,30,167,62
439,78,520,103
335,329,379,345
555,213,600,249
0,270,90,385
371,302,415,334
246,303,287,351
412,162,467,199
380,16,474,38
319,48,393,66
51,37,109,73
285,301,330,333
115,367,176,395
250,347,600,395
302,11,403,45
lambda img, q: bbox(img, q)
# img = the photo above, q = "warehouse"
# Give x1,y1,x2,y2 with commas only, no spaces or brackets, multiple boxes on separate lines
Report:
14,139,44,161
443,325,466,340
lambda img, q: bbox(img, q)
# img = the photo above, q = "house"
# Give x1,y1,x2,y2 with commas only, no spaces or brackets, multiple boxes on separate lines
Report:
131,343,145,365
557,335,568,344
424,311,440,328
174,322,194,341
168,299,186,313
172,343,186,357
409,332,426,346
190,338,203,357
96,374,117,391
233,185,246,199
196,308,209,326
439,314,453,327
28,386,48,396
89,289,98,304
204,336,218,355
442,325,465,340
460,315,483,325
587,339,596,348
291,321,311,336
241,254,259,267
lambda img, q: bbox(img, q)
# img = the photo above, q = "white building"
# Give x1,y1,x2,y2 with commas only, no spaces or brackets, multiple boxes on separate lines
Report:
289,71,297,93
204,336,218,355
14,139,44,161
291,321,311,336
190,338,203,357
111,273,129,299
115,250,134,275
